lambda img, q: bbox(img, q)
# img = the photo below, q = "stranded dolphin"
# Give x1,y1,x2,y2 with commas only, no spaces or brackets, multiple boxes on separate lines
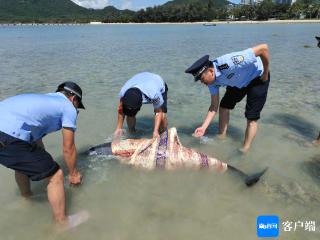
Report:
88,128,267,187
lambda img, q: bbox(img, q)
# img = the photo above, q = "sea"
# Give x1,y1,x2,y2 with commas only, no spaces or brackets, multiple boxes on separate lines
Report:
0,23,319,239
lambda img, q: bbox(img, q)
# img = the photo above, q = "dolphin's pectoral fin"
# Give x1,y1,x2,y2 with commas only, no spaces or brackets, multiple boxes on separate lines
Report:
228,165,268,187
88,142,112,156
245,167,268,187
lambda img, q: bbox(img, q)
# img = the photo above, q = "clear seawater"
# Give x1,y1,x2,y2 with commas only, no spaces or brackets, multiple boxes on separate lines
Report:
0,23,319,239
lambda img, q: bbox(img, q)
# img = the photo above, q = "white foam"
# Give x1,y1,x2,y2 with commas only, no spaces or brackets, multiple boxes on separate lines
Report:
57,210,90,232
67,210,90,229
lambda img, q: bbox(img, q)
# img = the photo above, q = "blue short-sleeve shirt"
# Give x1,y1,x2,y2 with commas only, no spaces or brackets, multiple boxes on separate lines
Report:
119,72,166,109
208,48,264,96
0,92,77,143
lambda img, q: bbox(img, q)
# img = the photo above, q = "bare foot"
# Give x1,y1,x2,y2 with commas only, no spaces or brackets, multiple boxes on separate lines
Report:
217,134,226,140
238,146,250,154
57,210,90,232
21,191,33,199
312,140,320,146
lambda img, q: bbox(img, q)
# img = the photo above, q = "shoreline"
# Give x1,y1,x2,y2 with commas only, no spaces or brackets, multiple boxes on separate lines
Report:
0,19,319,26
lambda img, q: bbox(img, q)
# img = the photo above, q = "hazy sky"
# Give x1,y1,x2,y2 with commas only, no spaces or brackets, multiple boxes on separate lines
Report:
71,0,169,10
71,0,238,10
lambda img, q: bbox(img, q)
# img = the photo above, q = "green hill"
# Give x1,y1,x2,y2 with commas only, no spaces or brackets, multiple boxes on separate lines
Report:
0,0,231,23
0,0,135,23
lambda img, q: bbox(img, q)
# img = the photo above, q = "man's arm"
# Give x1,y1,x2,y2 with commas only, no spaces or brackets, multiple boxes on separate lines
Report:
115,101,125,136
153,108,163,138
194,93,219,137
62,127,81,185
252,44,270,81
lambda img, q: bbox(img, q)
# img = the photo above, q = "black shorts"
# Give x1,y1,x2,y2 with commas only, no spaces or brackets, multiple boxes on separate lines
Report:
0,131,60,181
220,73,270,120
161,83,168,113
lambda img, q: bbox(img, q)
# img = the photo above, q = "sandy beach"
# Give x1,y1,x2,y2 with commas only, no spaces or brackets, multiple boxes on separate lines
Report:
0,19,320,26
103,19,320,25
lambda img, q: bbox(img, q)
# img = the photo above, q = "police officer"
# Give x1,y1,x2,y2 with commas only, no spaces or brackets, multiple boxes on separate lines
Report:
114,72,168,138
185,44,270,153
0,82,88,228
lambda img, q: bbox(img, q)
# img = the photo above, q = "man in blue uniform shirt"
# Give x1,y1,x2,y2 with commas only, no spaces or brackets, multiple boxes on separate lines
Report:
115,72,168,138
0,82,88,228
185,44,270,153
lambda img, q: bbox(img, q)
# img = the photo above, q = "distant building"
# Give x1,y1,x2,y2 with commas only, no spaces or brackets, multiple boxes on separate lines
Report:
240,0,254,5
89,21,103,24
241,0,294,4
274,0,292,4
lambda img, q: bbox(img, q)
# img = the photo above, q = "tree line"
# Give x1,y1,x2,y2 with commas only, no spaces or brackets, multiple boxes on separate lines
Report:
230,0,320,21
103,0,320,22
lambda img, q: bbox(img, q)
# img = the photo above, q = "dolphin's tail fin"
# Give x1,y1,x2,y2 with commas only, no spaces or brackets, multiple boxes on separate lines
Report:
245,167,268,187
228,165,268,187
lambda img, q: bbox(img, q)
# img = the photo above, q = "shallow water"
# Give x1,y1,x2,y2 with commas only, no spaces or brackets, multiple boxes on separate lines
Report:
0,23,320,239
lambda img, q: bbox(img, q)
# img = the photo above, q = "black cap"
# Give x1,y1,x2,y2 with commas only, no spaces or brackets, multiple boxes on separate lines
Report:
185,55,210,81
56,81,85,109
122,88,142,117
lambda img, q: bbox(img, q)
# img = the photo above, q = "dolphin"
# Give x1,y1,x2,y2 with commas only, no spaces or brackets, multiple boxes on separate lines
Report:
88,128,267,187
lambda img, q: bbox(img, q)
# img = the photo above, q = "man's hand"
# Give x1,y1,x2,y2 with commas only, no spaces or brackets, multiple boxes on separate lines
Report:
260,72,269,82
113,128,125,144
68,169,82,185
114,128,124,138
153,131,160,139
193,127,206,138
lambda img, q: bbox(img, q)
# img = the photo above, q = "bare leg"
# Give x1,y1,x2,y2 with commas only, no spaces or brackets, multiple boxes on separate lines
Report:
126,116,136,133
240,120,258,153
47,169,66,223
15,171,32,198
47,169,90,230
218,107,230,139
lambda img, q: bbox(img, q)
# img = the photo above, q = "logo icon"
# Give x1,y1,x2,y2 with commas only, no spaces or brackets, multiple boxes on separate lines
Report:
231,55,244,65
257,215,279,238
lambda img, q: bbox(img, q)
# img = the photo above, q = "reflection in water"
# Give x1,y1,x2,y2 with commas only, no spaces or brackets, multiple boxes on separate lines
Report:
302,154,320,185
267,113,318,140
